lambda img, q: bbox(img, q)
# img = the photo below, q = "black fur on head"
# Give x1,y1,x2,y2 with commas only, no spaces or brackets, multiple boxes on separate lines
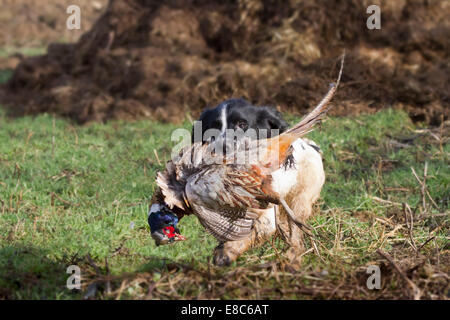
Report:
192,98,289,143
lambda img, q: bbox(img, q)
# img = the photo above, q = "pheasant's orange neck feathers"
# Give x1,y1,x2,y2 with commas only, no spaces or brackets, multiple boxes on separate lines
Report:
263,134,297,167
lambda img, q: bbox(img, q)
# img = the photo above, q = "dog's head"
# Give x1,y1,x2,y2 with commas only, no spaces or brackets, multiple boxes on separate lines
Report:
192,98,289,143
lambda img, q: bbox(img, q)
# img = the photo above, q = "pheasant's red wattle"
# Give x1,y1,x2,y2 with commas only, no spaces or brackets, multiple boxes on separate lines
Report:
162,226,176,238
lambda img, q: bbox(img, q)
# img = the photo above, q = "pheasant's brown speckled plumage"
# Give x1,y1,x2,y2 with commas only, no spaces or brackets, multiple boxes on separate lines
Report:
157,147,278,241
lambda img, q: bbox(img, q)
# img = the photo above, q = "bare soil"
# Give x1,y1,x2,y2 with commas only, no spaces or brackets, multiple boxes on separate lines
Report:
0,0,107,47
0,0,449,124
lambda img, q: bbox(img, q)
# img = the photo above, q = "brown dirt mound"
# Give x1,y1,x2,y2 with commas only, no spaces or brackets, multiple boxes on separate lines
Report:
0,0,107,47
1,0,449,124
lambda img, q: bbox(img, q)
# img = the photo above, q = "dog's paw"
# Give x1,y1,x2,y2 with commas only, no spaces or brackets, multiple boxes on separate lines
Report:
285,247,304,270
213,246,232,267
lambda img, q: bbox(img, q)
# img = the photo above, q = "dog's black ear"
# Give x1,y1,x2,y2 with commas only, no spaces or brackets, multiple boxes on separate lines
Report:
192,109,208,143
192,107,219,143
268,110,289,132
257,107,289,136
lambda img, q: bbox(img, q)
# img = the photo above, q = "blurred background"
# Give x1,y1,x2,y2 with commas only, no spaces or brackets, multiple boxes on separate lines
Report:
0,0,448,124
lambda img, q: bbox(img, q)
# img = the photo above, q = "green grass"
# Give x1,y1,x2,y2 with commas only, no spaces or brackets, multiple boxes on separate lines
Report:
0,110,213,298
0,46,47,58
0,69,448,298
0,69,13,83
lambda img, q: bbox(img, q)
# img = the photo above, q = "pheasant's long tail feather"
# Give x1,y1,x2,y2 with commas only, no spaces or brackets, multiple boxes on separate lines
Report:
283,52,345,138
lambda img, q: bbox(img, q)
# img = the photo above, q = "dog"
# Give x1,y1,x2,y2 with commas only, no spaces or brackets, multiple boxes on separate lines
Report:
150,98,324,267
188,98,323,266
191,98,289,143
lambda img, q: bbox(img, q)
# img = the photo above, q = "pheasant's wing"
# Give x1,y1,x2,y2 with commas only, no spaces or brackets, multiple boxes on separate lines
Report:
189,204,258,241
185,165,279,241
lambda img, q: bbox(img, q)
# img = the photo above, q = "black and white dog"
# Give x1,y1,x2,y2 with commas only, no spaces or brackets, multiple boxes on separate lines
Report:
192,98,289,143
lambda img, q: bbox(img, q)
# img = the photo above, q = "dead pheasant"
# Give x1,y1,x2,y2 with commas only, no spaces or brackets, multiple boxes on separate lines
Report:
149,54,344,246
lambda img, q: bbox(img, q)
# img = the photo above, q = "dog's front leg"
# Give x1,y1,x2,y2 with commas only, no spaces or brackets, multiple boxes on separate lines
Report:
213,207,276,266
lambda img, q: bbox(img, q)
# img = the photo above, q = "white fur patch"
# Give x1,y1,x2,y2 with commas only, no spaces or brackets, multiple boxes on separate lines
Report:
271,138,322,197
220,103,228,134
263,207,276,232
271,165,298,197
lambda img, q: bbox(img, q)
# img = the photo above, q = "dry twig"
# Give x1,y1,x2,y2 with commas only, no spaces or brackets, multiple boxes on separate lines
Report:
377,249,422,300
403,203,417,253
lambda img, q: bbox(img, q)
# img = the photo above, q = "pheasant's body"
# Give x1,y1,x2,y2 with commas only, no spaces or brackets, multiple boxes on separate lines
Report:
157,133,324,242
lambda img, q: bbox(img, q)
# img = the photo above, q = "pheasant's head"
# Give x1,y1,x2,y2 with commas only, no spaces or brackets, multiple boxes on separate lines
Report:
148,203,186,246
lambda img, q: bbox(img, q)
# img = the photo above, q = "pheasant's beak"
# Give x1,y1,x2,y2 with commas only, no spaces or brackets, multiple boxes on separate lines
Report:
170,229,187,242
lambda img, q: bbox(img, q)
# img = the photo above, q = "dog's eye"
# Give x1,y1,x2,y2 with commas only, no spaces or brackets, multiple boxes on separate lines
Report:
236,120,248,130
